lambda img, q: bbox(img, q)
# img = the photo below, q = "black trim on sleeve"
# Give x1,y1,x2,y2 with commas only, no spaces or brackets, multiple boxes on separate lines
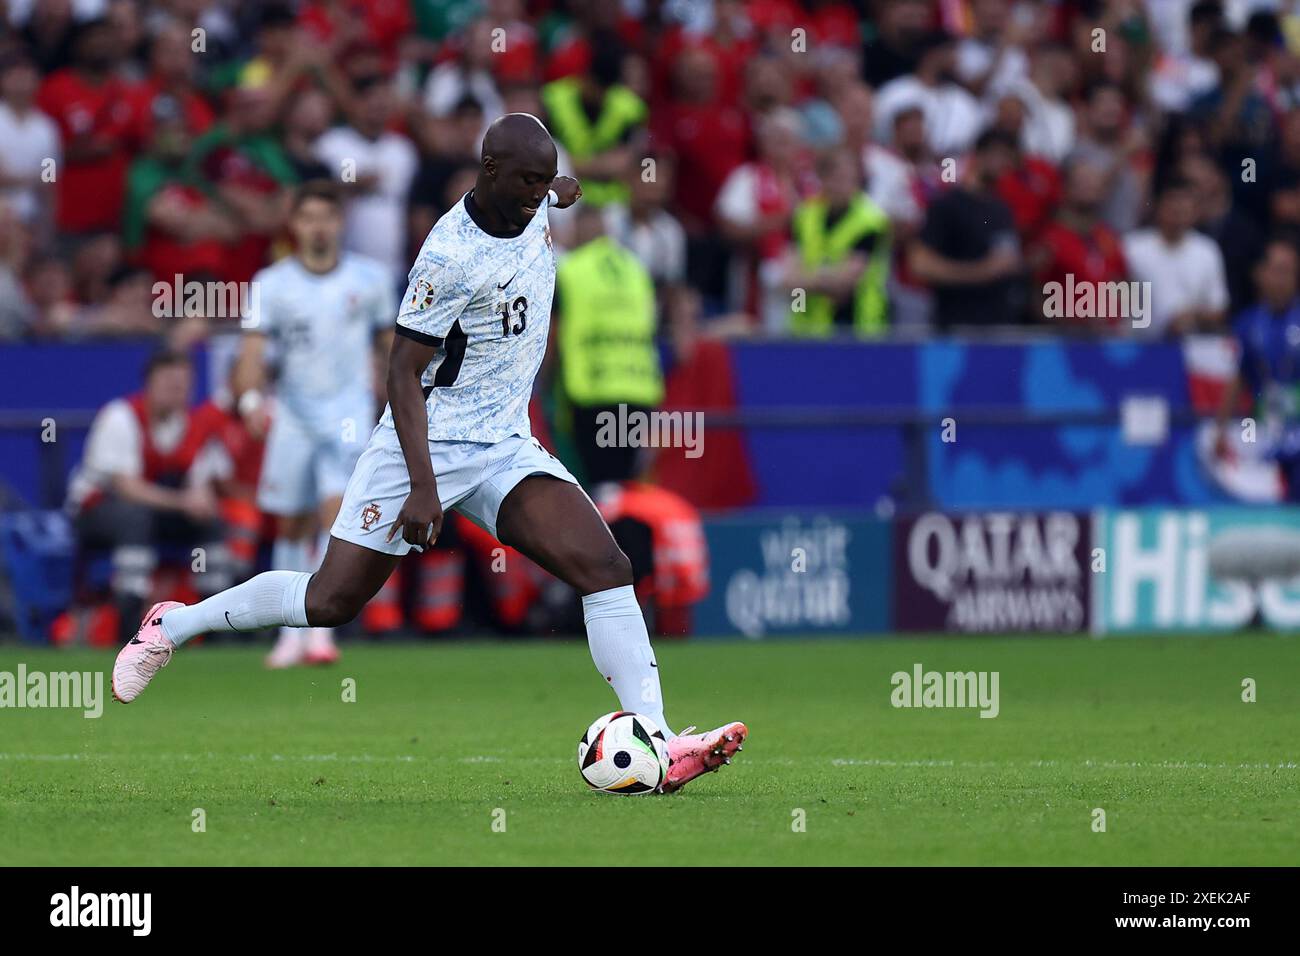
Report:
431,320,468,388
395,324,445,348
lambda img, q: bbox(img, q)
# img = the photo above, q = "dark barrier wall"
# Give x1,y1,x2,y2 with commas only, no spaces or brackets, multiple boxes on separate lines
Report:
727,339,1231,511
0,341,210,508
0,338,1232,510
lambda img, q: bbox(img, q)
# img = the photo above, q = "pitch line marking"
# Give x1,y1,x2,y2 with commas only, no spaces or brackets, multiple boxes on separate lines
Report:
0,753,1295,770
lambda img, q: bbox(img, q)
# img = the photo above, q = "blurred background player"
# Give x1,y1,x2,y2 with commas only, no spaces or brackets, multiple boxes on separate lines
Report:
231,181,394,667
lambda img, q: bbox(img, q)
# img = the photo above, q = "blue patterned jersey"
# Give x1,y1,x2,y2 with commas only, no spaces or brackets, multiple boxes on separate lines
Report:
385,190,557,443
245,252,394,435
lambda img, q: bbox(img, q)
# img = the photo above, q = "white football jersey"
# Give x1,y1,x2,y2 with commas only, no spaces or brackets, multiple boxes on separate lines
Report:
245,253,395,433
386,190,557,443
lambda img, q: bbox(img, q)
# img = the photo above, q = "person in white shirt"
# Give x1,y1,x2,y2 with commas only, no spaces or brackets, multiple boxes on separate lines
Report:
602,151,687,286
1123,177,1230,336
0,53,60,239
956,0,1033,98
421,17,504,126
314,76,419,285
875,31,983,160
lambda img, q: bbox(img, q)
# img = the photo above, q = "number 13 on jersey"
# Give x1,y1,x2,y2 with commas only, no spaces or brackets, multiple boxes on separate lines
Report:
497,295,528,337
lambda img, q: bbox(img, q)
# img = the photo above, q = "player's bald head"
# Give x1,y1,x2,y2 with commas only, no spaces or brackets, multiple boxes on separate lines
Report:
481,112,556,167
476,113,559,229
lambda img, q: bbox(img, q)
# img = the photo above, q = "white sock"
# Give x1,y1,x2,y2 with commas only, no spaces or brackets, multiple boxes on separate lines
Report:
582,584,672,738
161,570,311,646
271,537,313,573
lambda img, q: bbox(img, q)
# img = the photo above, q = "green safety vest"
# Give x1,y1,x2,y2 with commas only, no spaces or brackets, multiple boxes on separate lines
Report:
541,78,647,207
790,194,891,336
556,236,663,407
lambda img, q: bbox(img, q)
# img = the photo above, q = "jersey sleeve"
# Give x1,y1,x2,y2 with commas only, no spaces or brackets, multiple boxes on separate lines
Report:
396,251,472,343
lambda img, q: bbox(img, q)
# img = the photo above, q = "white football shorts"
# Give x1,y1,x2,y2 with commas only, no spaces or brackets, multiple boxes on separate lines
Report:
330,424,579,554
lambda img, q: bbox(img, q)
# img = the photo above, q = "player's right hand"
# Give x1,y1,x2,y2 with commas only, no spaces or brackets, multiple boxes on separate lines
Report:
388,485,443,549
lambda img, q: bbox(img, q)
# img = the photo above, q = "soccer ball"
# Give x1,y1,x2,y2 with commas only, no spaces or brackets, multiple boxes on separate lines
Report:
577,711,670,794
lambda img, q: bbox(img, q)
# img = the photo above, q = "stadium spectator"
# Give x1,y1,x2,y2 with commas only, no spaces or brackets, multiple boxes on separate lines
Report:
65,349,232,641
1123,177,1230,336
422,17,505,121
648,43,745,203
715,109,812,330
991,42,1077,163
16,0,79,75
1266,110,1300,235
955,0,1032,99
991,116,1063,241
124,20,214,148
862,0,932,88
186,85,295,284
36,17,139,237
0,52,59,246
1068,80,1148,236
1148,0,1224,114
408,94,485,258
122,93,236,285
1216,239,1300,499
1181,152,1265,318
602,151,688,288
874,31,982,159
280,87,334,183
542,41,648,207
911,129,1026,329
781,148,892,337
0,202,36,340
1029,157,1130,331
314,74,419,283
554,204,663,487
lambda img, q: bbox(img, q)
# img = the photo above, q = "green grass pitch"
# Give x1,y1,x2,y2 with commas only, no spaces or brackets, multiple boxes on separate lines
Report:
0,634,1296,866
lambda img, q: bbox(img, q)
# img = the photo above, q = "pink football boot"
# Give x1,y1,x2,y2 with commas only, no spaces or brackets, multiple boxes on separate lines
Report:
111,601,183,703
661,721,747,793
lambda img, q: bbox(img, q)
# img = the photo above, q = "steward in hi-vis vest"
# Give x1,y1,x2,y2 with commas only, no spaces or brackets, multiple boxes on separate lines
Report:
555,208,663,485
556,235,663,408
787,150,892,336
541,47,647,208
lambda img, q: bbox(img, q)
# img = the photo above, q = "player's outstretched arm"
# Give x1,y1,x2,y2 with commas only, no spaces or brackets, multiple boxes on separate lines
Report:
385,333,444,549
551,175,582,209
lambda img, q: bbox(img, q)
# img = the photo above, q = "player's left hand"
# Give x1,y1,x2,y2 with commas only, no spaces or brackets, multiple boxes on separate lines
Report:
551,176,582,209
388,485,443,550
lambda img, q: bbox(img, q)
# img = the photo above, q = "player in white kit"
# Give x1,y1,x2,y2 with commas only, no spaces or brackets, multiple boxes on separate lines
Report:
231,182,394,667
113,114,746,793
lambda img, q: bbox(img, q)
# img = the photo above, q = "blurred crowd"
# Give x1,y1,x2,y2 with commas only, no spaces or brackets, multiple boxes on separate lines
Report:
2,0,1300,342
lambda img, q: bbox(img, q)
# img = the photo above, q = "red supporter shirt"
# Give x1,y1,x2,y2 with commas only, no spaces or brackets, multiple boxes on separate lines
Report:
651,102,751,229
37,68,141,233
1033,219,1129,327
126,79,215,144
996,157,1062,241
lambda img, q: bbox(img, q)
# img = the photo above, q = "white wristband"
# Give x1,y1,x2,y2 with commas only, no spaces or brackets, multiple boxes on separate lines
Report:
548,189,559,206
238,389,264,417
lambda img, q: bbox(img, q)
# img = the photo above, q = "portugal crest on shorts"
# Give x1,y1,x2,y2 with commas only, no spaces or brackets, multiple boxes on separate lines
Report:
361,501,382,530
